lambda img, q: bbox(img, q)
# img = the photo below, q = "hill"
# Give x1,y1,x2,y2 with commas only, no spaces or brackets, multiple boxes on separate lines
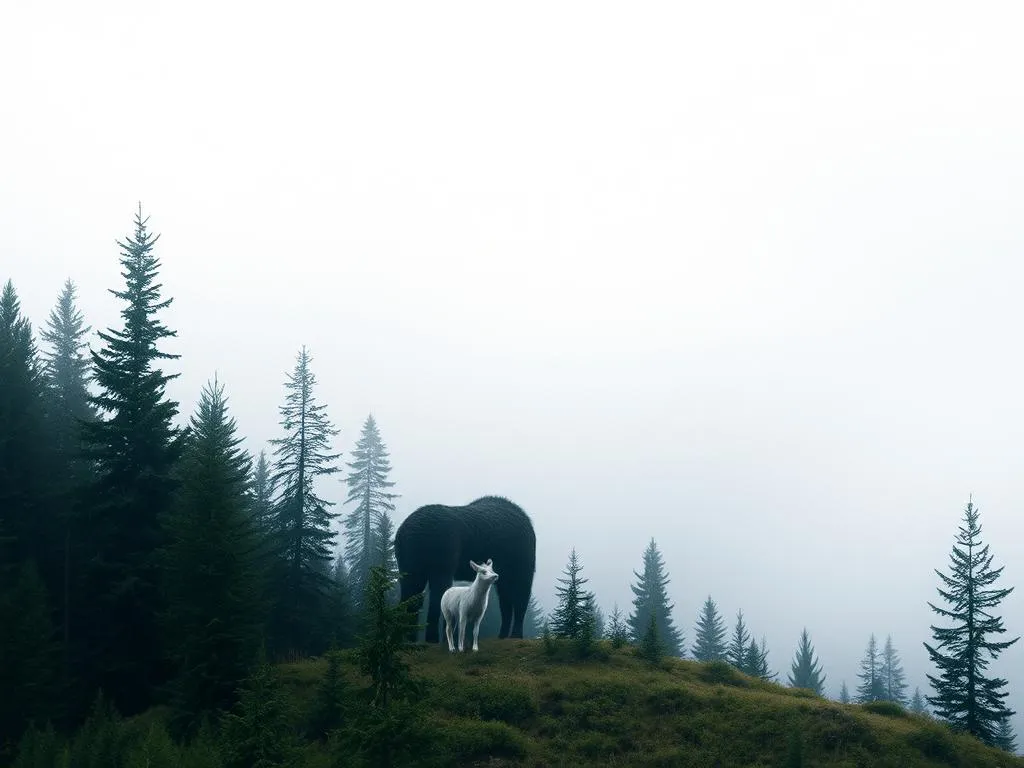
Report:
273,638,1023,767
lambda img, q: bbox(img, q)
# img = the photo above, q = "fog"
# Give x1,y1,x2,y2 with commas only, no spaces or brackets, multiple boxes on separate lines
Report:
3,0,1023,735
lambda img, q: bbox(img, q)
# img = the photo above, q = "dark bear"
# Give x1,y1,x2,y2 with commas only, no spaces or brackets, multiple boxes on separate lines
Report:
394,495,536,644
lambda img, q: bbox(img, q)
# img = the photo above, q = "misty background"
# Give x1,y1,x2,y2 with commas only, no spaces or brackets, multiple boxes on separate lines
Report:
3,0,1023,736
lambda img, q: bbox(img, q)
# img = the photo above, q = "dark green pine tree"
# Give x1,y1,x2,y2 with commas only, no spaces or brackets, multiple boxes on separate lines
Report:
248,449,276,534
727,609,751,671
523,596,546,639
692,595,728,662
787,628,826,695
0,280,51,571
328,554,356,648
158,377,266,738
39,277,97,688
880,634,908,705
268,345,342,658
343,414,399,609
627,539,684,656
748,634,776,681
856,634,885,703
839,681,851,704
995,717,1018,754
77,206,187,717
924,497,1019,745
607,603,629,648
550,548,594,640
591,603,606,640
909,686,929,716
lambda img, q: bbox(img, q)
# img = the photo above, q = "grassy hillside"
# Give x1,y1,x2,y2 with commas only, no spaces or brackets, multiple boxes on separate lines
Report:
274,638,1024,767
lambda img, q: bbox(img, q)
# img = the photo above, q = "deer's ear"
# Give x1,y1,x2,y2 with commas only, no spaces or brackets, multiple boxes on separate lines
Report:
470,560,480,571
486,558,493,566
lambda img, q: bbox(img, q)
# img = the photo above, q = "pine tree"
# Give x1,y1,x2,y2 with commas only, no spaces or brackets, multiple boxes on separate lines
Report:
328,554,356,648
77,206,187,717
343,414,399,609
856,634,885,703
591,603,606,640
638,612,663,665
550,548,594,640
924,497,1019,745
747,634,776,681
220,649,299,768
880,634,908,705
39,277,97,688
158,377,266,737
268,345,341,658
995,717,1018,754
787,628,826,695
839,681,851,704
248,449,276,534
523,596,546,639
627,539,683,656
607,604,629,648
356,565,423,709
727,609,751,671
692,595,728,662
909,686,928,715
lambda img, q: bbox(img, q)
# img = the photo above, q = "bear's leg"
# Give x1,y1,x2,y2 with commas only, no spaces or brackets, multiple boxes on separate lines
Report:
496,583,514,639
511,574,534,639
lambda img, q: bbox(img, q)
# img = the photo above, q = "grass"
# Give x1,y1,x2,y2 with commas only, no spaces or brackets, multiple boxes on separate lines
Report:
274,638,1024,767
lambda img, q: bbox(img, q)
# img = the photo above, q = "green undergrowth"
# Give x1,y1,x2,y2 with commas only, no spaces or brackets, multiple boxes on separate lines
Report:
12,639,1024,767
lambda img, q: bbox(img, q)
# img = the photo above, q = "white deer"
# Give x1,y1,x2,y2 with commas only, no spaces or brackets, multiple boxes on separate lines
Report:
440,559,500,653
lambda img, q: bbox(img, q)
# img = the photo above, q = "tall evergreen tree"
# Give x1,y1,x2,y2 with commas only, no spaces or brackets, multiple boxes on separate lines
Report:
607,604,629,648
839,681,851,704
39,277,97,689
76,206,187,717
524,596,546,639
627,539,683,656
748,635,775,681
856,634,885,703
550,548,594,640
880,634,908,705
924,498,1019,745
787,628,826,695
995,717,1018,754
248,449,276,534
268,345,341,657
692,595,728,662
727,609,751,671
158,377,265,737
343,414,398,608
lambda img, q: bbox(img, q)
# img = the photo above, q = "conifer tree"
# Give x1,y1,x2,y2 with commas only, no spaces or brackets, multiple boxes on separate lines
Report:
77,206,187,716
856,634,885,703
524,596,546,639
839,681,851,704
692,595,728,662
627,538,683,656
343,414,398,608
248,449,276,534
747,634,776,681
924,498,1019,745
727,609,751,671
158,377,265,737
356,565,423,709
220,649,299,768
591,603,606,640
638,612,663,665
787,628,826,695
39,277,96,680
909,686,928,716
880,634,908,705
550,548,594,640
268,345,341,657
607,604,629,648
328,554,356,648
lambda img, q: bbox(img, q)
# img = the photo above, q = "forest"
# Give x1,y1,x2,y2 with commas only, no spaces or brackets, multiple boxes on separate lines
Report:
1,207,1020,765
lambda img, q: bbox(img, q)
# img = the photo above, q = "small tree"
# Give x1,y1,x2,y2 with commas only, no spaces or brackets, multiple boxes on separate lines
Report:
220,649,299,768
787,628,825,696
909,686,929,716
308,646,346,740
523,596,546,639
856,634,885,704
638,612,663,665
355,565,422,709
924,497,1019,745
627,538,684,656
550,548,594,640
995,717,1018,754
727,609,751,671
880,634,908,705
607,604,629,648
839,681,851,704
692,595,728,662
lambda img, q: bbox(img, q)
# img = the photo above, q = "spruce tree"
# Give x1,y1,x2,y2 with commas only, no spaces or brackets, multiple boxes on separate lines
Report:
856,634,885,703
158,377,265,737
591,603,606,640
523,596,546,639
638,612,663,665
727,609,751,671
839,681,851,704
924,497,1019,745
909,686,928,716
550,548,594,640
787,628,826,695
268,345,341,658
77,206,187,716
39,277,97,683
248,449,276,534
343,414,399,609
692,595,728,662
880,634,908,705
748,634,775,681
627,539,683,656
607,604,629,648
995,717,1018,754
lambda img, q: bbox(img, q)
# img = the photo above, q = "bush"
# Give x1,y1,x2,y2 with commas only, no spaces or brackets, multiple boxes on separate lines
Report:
861,700,907,718
697,660,750,688
438,679,537,726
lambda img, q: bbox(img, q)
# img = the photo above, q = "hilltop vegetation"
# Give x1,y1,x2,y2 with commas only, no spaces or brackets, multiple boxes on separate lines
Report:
15,638,1024,767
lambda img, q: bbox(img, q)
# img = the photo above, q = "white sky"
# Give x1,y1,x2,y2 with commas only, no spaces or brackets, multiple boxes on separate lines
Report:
4,0,1024,735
